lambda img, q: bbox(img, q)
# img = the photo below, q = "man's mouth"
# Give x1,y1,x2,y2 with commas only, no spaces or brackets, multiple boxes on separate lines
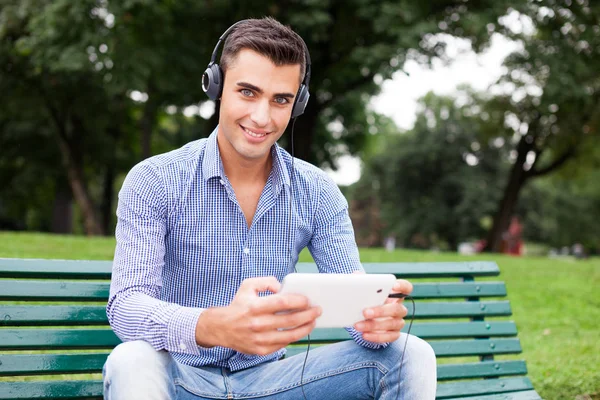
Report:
241,125,268,138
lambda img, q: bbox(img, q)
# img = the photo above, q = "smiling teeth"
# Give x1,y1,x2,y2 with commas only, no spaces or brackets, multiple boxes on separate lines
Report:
243,127,267,138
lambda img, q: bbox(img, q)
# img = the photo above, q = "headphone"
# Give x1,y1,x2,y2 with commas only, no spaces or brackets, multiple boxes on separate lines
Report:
202,19,312,119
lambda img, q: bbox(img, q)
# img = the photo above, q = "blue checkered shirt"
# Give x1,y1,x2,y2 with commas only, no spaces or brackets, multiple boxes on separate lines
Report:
108,128,385,371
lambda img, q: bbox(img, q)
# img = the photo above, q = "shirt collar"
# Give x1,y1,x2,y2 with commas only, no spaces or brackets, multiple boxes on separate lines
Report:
201,127,291,190
201,127,226,182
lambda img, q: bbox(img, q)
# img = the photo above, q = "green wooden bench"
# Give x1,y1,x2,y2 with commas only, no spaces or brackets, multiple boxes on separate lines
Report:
0,258,541,399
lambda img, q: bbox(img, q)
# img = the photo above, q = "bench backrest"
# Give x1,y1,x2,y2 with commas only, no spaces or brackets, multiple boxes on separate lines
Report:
0,259,538,399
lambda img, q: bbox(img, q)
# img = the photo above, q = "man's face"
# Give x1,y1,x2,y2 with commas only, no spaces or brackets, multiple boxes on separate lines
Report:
217,49,301,163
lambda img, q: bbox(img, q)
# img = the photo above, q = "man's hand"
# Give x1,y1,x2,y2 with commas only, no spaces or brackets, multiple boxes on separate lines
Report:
195,277,321,355
353,278,413,343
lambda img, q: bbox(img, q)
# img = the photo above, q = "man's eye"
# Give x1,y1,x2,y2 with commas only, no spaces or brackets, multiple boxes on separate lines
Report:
274,97,289,105
241,89,254,97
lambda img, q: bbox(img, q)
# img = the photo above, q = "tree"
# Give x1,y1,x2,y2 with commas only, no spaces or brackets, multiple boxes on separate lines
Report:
355,91,507,250
478,2,600,251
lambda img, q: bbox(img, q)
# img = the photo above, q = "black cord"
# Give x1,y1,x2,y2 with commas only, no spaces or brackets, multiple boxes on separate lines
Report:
396,295,416,399
286,117,309,400
300,334,310,400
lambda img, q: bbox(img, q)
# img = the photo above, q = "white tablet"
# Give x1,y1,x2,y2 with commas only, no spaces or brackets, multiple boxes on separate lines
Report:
279,273,397,328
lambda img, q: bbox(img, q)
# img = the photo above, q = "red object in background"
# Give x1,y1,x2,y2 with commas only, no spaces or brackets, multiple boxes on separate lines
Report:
502,216,523,256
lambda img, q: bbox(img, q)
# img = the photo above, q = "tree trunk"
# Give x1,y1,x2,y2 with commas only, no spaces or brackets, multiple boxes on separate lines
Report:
101,166,115,235
51,185,72,234
55,136,103,236
484,135,533,252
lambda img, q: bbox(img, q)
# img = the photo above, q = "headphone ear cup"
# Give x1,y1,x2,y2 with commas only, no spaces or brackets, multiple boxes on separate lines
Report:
291,85,310,118
202,64,223,101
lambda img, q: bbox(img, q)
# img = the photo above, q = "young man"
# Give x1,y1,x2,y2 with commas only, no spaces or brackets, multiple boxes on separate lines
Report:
104,17,436,399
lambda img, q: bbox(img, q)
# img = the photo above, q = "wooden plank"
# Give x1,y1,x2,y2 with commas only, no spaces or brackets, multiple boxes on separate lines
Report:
285,338,522,358
0,380,102,399
410,282,506,299
0,306,107,326
0,329,120,350
295,321,518,344
437,361,527,380
0,322,518,350
0,301,511,326
432,339,522,357
447,390,542,400
295,262,500,277
0,280,506,301
0,353,109,376
405,301,512,318
362,262,500,277
0,281,109,301
436,377,534,399
0,259,499,280
0,259,112,280
0,354,526,381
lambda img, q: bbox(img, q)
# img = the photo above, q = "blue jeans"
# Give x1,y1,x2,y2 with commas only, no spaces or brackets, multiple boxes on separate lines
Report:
103,335,436,399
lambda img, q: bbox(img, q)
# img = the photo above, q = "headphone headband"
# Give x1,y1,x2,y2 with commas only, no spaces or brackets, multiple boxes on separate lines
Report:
202,19,311,118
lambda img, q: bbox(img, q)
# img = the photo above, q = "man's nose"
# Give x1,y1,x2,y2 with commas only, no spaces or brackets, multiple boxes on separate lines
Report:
250,99,270,127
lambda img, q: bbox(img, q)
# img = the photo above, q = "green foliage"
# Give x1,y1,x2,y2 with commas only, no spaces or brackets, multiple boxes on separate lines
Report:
520,169,600,251
355,91,509,249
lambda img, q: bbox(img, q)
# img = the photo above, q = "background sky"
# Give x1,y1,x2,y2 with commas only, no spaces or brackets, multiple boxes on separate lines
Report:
326,33,520,186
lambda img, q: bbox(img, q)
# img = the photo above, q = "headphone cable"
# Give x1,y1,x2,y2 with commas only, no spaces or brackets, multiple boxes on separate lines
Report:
287,117,310,400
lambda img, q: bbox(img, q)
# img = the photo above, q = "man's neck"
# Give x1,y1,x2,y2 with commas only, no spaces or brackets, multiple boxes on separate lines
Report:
217,139,272,186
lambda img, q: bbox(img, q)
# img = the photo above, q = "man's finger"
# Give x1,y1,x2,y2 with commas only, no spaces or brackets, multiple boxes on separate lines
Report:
391,279,413,295
363,302,407,320
253,319,317,348
355,317,405,333
238,277,282,295
361,330,402,344
250,293,312,315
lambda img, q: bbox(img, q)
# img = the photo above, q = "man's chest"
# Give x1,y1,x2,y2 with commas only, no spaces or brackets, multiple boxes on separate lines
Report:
164,185,311,279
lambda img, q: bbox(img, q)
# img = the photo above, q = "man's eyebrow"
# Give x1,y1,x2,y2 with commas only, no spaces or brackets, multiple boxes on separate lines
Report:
236,82,296,99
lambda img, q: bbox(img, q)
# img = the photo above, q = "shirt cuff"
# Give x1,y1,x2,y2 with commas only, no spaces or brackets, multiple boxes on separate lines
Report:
346,327,390,350
167,306,206,355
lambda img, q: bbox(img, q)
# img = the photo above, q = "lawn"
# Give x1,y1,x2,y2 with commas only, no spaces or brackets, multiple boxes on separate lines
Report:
1,231,598,399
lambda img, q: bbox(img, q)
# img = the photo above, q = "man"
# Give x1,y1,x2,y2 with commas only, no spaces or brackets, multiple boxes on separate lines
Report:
104,17,436,399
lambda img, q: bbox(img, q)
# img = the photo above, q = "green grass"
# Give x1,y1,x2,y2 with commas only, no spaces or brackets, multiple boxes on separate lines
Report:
1,232,599,399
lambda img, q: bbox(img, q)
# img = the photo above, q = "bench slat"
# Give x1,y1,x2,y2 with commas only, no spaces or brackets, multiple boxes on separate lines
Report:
0,322,518,349
362,262,500,277
437,360,527,380
0,301,512,326
432,338,522,357
411,282,506,298
286,338,522,358
0,259,499,279
437,377,534,398
0,353,109,376
0,379,538,400
0,351,526,381
447,390,542,400
1,306,108,325
0,281,109,301
0,380,103,399
0,329,120,350
0,259,112,280
299,322,517,343
0,280,506,301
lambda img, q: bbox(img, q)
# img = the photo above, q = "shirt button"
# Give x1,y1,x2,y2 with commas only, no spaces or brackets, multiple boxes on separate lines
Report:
243,248,250,255
219,179,225,185
179,342,187,350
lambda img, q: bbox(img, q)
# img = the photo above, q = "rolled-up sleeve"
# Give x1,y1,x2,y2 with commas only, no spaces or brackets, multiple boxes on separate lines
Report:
308,174,389,349
107,162,205,355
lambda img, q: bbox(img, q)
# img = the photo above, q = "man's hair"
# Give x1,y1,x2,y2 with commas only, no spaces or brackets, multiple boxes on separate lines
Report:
220,17,306,83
